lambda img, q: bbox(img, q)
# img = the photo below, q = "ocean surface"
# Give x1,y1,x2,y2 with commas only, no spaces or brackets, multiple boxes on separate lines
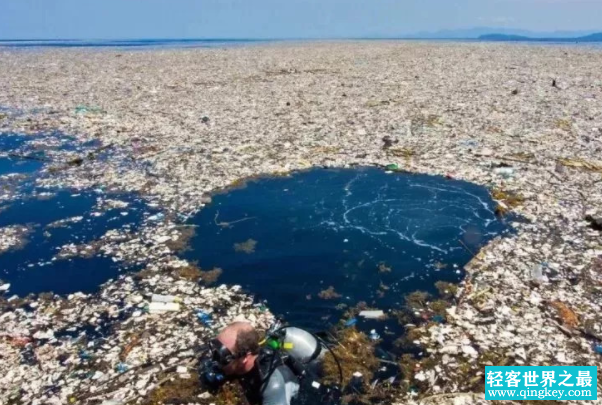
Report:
0,39,269,49
0,132,156,296
184,167,512,337
1,130,514,348
0,38,600,50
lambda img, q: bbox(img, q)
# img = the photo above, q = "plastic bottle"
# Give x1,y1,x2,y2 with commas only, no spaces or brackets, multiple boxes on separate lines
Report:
530,264,545,286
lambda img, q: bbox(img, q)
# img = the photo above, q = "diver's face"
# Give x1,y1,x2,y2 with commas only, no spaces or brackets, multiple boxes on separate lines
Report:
222,356,249,376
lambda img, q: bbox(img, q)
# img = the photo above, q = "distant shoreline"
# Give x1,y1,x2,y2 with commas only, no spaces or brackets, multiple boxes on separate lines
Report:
479,32,602,42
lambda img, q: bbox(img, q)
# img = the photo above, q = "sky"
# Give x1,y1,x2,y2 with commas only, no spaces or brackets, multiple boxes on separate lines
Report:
1,0,601,39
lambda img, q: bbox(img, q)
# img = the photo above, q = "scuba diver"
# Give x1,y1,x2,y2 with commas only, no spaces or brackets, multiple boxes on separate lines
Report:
199,321,343,405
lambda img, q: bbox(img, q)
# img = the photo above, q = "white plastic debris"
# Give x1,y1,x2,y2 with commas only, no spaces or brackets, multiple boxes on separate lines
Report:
414,371,426,381
148,302,181,313
33,330,55,340
461,345,478,358
359,310,385,319
493,167,515,178
530,264,546,286
151,294,181,303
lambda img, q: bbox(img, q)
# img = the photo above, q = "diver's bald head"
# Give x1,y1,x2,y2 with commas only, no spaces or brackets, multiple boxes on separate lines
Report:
216,322,260,375
217,322,259,356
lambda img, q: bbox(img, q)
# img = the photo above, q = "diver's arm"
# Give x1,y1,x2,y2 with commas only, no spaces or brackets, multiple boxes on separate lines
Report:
261,365,299,405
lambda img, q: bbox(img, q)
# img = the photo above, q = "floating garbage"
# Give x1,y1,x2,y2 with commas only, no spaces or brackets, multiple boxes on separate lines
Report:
493,167,515,178
151,294,181,303
75,105,104,114
148,213,165,222
148,302,181,314
431,314,445,323
79,350,92,360
0,283,10,292
2,43,602,405
369,329,380,341
196,310,213,326
116,363,129,373
359,310,385,319
530,264,546,286
344,318,358,327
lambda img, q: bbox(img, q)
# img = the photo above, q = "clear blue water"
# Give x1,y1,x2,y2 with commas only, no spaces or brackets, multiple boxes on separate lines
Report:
184,167,511,334
0,132,155,296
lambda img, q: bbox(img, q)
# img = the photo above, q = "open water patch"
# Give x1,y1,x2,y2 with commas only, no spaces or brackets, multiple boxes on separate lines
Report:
0,132,155,296
184,167,512,338
0,190,154,296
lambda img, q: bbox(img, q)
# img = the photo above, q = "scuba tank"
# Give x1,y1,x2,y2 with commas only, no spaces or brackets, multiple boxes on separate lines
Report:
260,325,342,405
281,327,324,366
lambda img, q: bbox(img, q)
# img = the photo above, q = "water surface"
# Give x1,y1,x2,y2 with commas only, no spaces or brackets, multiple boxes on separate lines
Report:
185,167,511,333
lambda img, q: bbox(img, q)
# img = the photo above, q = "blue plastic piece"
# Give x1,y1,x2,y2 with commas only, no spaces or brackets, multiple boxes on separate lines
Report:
344,318,358,327
197,311,213,326
432,315,445,323
79,350,92,360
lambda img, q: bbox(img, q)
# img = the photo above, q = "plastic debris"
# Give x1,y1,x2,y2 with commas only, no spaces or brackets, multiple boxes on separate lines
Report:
196,310,213,326
79,350,92,360
359,310,385,319
369,329,380,340
148,213,165,222
344,318,358,327
75,105,104,114
151,294,181,303
1,42,602,405
116,363,128,373
148,302,181,313
493,167,514,178
530,264,546,286
0,283,10,292
431,315,445,323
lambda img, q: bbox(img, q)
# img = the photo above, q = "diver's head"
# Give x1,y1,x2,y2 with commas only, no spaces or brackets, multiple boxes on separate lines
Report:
214,322,260,375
